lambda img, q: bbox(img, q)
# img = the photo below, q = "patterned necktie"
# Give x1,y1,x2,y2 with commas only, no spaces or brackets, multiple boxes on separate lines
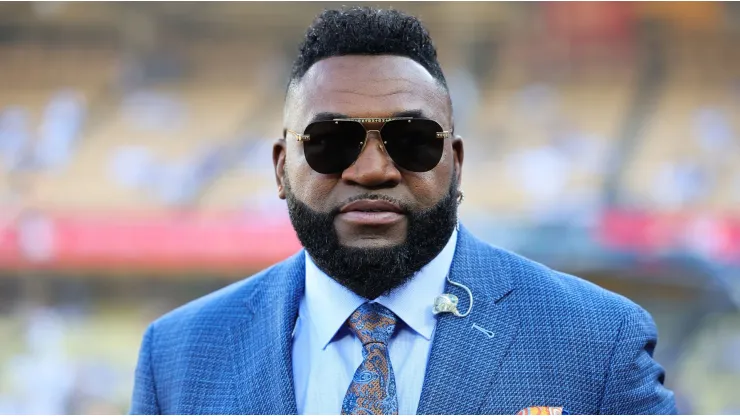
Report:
341,302,399,415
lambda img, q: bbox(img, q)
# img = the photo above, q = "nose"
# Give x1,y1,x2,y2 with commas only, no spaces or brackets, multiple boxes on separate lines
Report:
341,130,402,188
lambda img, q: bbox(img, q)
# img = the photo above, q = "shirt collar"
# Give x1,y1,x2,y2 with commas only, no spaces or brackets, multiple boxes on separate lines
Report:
302,228,458,349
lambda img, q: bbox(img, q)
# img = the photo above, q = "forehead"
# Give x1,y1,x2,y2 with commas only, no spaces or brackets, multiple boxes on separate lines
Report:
285,55,451,129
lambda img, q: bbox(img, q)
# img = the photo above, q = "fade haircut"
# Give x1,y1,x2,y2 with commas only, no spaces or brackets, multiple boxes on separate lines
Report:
288,6,448,91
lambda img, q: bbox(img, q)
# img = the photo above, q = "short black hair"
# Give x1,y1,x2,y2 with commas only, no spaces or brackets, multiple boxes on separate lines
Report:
289,6,447,90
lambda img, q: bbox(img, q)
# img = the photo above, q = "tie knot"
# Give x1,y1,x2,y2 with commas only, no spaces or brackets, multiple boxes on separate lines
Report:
346,303,397,346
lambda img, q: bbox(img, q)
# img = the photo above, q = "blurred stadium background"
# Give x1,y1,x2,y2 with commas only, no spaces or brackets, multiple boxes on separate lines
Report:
0,1,739,414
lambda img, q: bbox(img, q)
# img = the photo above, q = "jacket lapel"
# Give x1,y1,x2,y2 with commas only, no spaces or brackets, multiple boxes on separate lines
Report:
417,226,520,415
228,251,305,415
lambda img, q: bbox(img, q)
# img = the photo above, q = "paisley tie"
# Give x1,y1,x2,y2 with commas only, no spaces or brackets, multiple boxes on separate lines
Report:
341,302,399,415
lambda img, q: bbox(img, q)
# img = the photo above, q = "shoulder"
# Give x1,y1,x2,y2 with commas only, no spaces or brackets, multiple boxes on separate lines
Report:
474,238,660,380
146,253,302,347
470,234,650,331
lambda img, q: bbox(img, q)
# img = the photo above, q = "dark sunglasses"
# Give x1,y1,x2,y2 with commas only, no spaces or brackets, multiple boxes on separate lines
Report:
285,117,452,174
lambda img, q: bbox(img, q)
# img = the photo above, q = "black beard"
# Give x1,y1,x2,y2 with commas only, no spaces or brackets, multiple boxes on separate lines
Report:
284,178,458,300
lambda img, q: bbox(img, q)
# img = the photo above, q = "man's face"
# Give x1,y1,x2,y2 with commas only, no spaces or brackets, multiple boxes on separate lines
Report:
276,55,463,248
273,55,464,299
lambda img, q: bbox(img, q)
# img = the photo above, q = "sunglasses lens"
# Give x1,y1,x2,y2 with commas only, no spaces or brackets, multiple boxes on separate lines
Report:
382,119,445,172
303,121,367,174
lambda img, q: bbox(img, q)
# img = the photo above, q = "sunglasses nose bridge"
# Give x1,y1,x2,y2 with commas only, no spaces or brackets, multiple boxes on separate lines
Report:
365,128,381,138
361,129,387,154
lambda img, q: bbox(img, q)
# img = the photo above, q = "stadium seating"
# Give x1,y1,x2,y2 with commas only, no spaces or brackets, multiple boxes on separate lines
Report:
1,42,277,211
464,70,634,217
621,33,740,214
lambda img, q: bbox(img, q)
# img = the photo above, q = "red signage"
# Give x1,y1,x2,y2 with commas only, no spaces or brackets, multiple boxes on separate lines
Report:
0,211,302,273
598,210,740,264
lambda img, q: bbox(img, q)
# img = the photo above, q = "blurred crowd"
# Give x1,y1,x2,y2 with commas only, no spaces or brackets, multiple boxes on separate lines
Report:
0,89,87,174
0,305,131,414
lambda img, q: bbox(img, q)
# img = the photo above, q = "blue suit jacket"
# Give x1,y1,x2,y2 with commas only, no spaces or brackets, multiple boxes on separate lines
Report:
131,226,677,414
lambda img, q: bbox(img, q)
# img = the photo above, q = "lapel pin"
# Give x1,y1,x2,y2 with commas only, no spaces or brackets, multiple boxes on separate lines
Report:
472,323,495,338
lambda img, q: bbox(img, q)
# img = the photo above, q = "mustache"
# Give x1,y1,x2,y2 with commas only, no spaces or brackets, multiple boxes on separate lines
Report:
329,194,412,217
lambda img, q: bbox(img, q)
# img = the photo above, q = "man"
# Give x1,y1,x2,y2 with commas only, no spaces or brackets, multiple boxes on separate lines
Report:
131,7,677,415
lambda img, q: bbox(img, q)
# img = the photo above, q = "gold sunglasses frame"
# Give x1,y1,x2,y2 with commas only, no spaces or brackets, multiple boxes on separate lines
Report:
285,117,453,145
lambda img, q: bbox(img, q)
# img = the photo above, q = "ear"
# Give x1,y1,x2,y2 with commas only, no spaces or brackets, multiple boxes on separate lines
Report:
452,134,464,188
273,137,287,200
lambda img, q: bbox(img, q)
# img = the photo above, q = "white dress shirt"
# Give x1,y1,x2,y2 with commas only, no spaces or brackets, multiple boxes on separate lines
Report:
292,228,458,415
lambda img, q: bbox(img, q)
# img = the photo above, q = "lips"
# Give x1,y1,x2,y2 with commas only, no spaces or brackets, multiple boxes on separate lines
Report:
338,199,405,226
340,200,403,214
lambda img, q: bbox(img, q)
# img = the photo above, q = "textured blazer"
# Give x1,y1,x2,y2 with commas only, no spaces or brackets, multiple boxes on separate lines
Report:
130,225,677,414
